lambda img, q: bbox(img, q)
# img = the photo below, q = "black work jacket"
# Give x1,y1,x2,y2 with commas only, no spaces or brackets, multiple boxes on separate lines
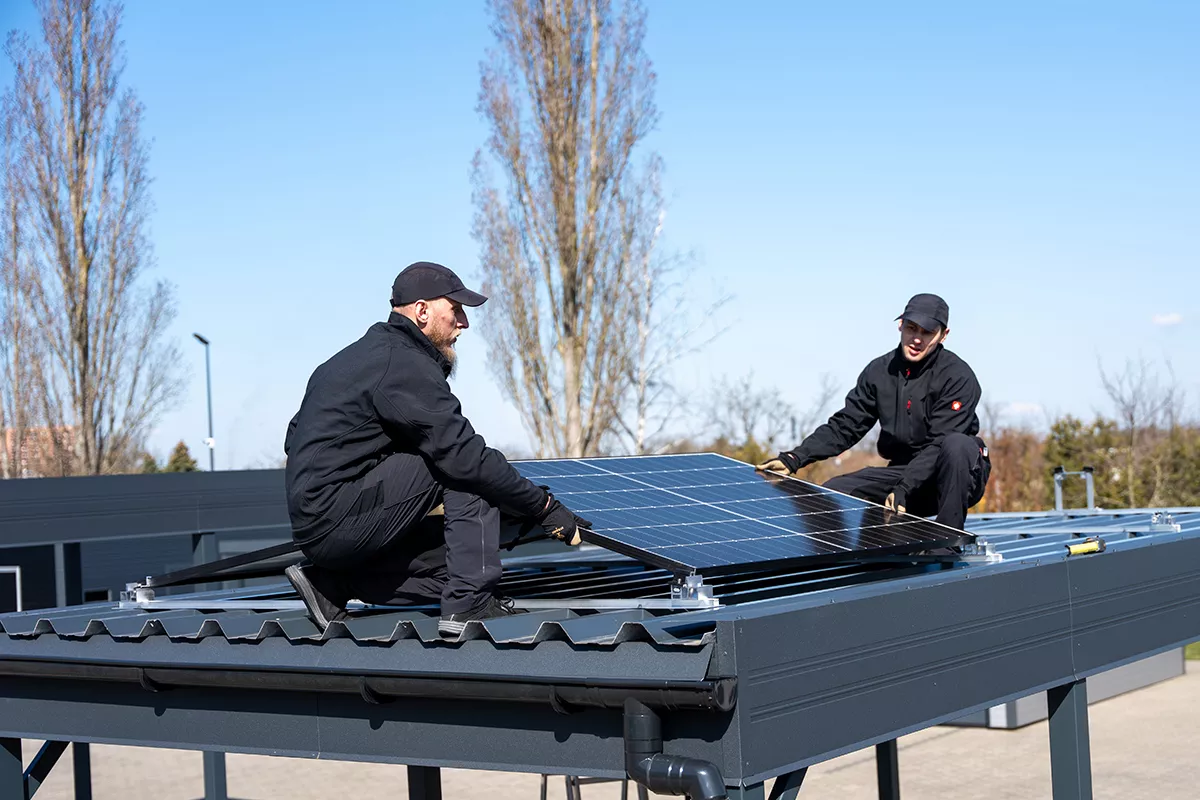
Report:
786,344,982,498
283,313,545,538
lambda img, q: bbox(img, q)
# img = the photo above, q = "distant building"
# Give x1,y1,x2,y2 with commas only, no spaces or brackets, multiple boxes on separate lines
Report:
2,426,75,478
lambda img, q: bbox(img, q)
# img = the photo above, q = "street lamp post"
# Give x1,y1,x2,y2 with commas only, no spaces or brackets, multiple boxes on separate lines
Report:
192,333,215,471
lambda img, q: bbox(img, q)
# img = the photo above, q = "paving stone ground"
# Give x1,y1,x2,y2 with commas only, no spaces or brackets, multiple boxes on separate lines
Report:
21,663,1200,799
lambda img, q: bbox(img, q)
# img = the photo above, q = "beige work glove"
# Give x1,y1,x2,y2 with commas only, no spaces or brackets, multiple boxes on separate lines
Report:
758,457,801,477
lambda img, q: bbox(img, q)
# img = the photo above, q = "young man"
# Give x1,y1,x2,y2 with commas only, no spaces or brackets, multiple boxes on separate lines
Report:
758,293,990,530
283,261,591,636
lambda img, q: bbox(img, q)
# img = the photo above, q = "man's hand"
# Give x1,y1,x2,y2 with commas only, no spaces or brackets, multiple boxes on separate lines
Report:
538,493,592,546
756,452,801,475
884,492,907,515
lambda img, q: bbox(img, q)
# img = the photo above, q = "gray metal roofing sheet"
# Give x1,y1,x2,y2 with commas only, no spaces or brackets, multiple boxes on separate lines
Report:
1,507,1196,681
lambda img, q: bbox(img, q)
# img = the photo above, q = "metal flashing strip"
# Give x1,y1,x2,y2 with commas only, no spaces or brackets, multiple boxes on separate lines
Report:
0,658,737,713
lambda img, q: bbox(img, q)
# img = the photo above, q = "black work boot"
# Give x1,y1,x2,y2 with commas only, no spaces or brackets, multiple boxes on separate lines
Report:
438,595,525,638
285,563,348,630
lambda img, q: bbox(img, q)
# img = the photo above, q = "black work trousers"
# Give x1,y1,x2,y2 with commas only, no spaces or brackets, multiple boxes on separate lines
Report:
300,452,502,615
822,433,991,531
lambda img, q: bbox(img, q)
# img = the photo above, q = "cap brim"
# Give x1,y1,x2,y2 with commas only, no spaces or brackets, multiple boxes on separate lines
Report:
445,287,488,307
896,313,941,332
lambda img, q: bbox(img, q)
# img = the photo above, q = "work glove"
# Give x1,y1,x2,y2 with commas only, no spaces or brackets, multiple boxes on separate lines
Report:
884,490,907,515
756,451,801,475
537,492,592,546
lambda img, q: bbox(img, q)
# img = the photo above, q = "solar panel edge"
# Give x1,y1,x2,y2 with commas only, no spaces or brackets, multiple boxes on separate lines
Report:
580,530,695,575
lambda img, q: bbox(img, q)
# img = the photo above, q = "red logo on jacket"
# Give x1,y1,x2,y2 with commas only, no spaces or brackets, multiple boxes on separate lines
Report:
951,400,963,411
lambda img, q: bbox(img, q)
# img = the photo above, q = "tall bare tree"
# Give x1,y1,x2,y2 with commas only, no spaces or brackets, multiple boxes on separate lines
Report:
606,198,728,455
1,0,181,475
698,373,839,466
1099,358,1178,507
0,108,35,477
472,0,664,458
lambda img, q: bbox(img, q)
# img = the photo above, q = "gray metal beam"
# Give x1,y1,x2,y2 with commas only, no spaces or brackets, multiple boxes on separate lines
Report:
875,740,899,800
407,765,442,800
726,784,765,800
1047,680,1092,800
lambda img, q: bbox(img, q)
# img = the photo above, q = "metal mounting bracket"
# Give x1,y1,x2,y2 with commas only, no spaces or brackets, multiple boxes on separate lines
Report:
119,574,722,613
958,538,1004,564
1146,512,1183,534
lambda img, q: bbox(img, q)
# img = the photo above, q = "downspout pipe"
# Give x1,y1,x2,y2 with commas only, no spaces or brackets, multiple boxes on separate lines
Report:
624,698,726,800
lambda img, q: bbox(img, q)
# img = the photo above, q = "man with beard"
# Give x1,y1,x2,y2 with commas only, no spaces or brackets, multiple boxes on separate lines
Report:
757,293,990,531
283,261,591,637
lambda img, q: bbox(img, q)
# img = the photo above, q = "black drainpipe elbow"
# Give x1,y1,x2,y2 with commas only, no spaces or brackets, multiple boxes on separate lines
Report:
624,698,726,800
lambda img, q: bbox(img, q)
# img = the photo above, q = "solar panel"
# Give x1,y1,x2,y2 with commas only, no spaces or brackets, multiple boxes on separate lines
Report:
515,453,970,575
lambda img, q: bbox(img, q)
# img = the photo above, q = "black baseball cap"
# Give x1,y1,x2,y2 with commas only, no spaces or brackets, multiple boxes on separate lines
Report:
896,293,949,332
390,261,488,307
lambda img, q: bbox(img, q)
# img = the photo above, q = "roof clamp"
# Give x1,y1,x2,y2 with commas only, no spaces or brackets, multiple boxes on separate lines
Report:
956,539,1003,564
671,575,719,609
1146,512,1182,535
120,581,156,603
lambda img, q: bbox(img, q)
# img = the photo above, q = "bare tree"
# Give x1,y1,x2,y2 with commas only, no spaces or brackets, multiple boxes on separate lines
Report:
1099,357,1177,507
697,373,838,465
0,108,36,477
605,201,728,455
472,0,663,458
705,373,796,455
1,0,181,475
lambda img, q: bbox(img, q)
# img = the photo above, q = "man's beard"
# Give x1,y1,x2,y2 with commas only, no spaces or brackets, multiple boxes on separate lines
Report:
439,344,458,377
428,328,458,377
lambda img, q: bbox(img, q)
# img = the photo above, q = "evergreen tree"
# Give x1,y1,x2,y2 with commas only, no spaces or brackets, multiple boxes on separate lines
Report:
140,453,159,473
164,441,199,472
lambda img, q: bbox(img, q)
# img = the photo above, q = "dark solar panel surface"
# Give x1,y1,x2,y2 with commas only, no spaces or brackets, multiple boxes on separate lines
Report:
515,453,969,574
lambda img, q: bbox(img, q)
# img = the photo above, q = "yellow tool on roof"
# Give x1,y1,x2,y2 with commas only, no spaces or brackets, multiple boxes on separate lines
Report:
1066,537,1106,556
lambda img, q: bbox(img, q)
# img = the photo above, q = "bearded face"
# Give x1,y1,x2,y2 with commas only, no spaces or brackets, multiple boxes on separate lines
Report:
422,298,466,376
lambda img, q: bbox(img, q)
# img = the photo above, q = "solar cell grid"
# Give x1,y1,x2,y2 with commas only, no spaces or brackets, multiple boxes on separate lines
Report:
514,453,969,574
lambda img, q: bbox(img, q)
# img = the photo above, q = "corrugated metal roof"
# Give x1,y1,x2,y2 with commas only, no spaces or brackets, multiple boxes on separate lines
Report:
2,508,1196,666
967,509,1200,560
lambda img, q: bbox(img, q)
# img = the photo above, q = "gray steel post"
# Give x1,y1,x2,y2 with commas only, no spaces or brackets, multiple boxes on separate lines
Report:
727,783,766,800
407,765,442,800
1,738,20,799
192,533,220,593
52,542,93,800
194,533,228,800
72,743,92,800
876,739,900,799
767,768,808,800
52,542,82,609
1083,469,1095,510
1047,679,1093,799
203,750,228,800
1054,470,1065,511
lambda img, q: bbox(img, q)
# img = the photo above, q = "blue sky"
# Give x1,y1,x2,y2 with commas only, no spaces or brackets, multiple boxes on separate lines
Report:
2,1,1196,467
